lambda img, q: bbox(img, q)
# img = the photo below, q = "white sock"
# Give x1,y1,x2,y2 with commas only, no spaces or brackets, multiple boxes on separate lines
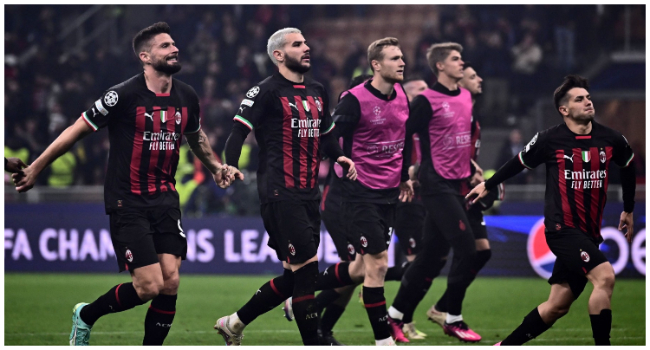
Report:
446,313,463,324
388,306,404,321
375,337,395,346
230,312,246,332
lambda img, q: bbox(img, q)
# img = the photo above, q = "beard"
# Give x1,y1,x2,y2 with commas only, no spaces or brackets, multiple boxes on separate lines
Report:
380,71,403,85
152,57,182,75
285,55,311,74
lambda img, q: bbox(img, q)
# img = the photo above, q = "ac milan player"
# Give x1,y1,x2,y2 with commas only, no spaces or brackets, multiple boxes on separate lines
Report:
13,22,233,346
215,27,356,346
468,75,635,346
386,42,483,343
426,62,504,329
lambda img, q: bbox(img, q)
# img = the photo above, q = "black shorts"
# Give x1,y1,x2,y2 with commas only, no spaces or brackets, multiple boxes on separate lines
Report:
261,200,321,264
322,206,356,261
546,228,609,298
109,206,187,273
466,205,488,240
395,200,426,255
344,202,395,256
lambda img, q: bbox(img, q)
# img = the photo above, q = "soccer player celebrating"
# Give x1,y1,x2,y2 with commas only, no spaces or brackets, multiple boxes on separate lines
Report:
12,22,233,345
467,75,635,346
425,62,503,328
216,27,356,346
324,37,413,346
386,42,482,343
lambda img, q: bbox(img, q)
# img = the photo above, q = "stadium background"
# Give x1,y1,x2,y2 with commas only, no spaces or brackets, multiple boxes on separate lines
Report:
4,4,646,345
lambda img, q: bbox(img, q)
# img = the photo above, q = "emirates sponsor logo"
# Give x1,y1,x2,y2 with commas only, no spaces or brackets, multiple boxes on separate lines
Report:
291,118,321,138
564,169,606,180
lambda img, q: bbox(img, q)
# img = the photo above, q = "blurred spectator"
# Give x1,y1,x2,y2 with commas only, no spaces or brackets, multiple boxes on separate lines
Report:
495,128,530,184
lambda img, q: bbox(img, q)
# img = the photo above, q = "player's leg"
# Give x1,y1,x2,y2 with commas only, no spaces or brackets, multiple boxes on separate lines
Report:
143,206,188,345
424,194,480,342
319,284,355,345
71,211,160,346
352,202,396,345
586,262,616,345
143,254,181,345
389,207,449,326
430,207,491,325
215,203,295,345
499,282,574,345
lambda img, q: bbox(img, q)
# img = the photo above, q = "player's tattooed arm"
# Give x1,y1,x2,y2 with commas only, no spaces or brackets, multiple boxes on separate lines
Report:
186,129,222,175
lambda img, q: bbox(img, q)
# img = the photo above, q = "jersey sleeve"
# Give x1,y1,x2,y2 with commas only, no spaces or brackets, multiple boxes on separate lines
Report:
80,88,126,132
517,131,547,169
319,88,337,135
612,133,635,167
184,89,202,134
330,92,360,138
233,85,268,131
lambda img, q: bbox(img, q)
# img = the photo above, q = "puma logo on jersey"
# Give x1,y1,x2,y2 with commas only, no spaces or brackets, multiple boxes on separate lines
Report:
288,102,298,110
145,112,154,121
563,154,574,163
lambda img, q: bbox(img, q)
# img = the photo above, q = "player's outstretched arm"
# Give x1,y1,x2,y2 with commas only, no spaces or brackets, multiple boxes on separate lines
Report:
185,129,233,188
14,117,93,193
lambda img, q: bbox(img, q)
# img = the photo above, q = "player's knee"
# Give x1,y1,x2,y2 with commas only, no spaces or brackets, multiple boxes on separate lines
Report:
135,279,163,301
595,271,616,293
161,273,180,294
549,304,571,319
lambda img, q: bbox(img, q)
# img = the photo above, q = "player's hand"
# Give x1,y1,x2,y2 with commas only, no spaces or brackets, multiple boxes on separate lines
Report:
619,211,634,243
213,165,235,188
470,171,484,187
228,165,245,182
465,181,488,204
408,164,420,187
399,180,414,203
5,157,27,174
13,165,37,193
336,156,357,181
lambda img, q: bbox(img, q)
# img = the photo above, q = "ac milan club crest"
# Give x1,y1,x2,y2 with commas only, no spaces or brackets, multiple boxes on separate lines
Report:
360,236,368,248
409,238,416,248
288,243,296,256
555,223,562,230
175,111,182,124
347,244,355,255
315,98,322,112
580,251,590,263
459,220,466,231
600,150,606,163
125,249,134,263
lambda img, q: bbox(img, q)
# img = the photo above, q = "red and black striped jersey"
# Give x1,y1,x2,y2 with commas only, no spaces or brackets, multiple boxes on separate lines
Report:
518,122,634,242
233,73,335,203
81,73,201,213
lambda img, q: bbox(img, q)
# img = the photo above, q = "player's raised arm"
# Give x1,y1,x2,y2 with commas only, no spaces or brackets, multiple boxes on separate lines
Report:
14,116,93,193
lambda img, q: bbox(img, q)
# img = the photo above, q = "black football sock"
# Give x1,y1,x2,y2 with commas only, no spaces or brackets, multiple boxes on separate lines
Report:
320,303,346,334
292,261,320,345
143,293,177,345
316,262,353,290
501,307,551,345
80,282,146,326
237,269,294,325
315,289,341,315
392,258,437,318
402,309,414,324
590,309,612,345
363,286,391,341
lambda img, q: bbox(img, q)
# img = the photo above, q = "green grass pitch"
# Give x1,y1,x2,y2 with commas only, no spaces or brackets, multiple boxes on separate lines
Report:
5,273,645,345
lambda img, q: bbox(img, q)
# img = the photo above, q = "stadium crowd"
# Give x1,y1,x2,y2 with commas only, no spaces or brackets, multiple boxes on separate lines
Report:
4,5,644,216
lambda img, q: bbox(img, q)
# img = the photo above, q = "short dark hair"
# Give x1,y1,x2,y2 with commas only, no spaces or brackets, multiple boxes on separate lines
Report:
462,61,473,71
403,75,425,84
553,75,590,117
132,22,171,63
367,37,400,72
